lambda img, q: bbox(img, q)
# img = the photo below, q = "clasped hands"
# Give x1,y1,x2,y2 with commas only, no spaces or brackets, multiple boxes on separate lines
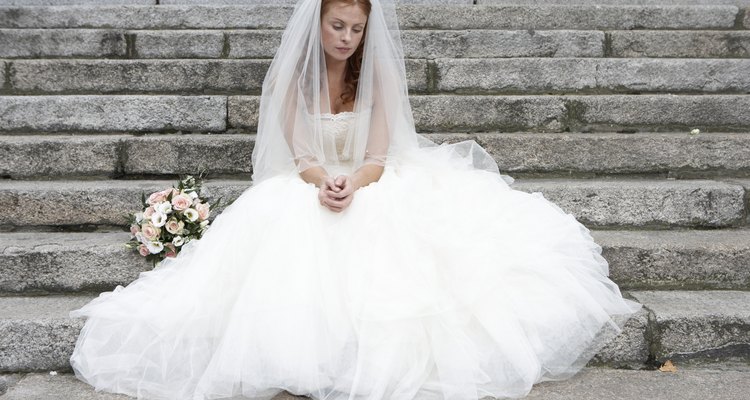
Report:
318,175,355,213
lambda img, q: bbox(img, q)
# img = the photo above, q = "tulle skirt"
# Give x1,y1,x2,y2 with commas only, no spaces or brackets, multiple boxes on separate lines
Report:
69,142,641,400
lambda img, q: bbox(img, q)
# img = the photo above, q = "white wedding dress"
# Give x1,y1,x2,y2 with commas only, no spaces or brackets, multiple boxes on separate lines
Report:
70,111,641,400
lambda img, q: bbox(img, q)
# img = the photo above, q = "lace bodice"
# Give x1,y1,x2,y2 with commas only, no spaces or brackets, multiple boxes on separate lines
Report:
319,111,356,161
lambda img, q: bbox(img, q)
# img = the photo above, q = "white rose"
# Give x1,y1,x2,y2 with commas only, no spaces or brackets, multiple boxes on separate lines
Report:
200,220,209,228
172,236,185,247
135,231,144,244
135,212,144,223
184,208,199,222
188,191,198,199
151,212,167,227
146,241,164,254
156,201,172,214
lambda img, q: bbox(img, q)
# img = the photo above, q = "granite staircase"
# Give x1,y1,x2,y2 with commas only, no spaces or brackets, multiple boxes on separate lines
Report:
1,0,750,398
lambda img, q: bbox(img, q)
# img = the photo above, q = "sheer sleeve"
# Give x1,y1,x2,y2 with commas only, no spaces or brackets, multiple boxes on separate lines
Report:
363,88,389,166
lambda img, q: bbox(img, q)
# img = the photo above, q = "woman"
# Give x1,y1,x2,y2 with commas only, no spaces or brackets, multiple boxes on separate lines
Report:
69,0,641,399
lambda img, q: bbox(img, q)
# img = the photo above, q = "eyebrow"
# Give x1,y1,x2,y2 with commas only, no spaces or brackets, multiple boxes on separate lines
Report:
330,17,366,27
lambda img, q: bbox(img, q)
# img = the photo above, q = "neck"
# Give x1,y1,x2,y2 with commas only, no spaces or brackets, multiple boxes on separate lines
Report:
325,55,347,87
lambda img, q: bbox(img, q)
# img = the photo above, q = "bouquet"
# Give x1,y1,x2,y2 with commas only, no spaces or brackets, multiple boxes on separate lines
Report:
125,173,224,268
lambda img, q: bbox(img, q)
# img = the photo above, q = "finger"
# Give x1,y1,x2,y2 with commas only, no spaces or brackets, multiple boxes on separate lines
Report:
324,178,340,192
326,190,349,199
334,175,346,187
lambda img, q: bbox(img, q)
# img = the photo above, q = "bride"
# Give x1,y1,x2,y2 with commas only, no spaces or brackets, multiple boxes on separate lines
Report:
69,0,642,399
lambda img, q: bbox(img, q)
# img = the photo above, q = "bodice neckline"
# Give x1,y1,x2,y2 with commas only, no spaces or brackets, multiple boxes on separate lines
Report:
319,111,356,121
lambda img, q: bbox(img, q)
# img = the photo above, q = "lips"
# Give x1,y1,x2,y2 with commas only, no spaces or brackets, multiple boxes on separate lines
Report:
336,47,351,52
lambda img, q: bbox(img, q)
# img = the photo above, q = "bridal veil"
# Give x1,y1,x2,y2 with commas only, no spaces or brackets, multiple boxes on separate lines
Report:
250,0,508,184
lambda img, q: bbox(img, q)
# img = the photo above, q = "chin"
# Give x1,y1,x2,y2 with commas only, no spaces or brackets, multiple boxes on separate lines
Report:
325,50,353,62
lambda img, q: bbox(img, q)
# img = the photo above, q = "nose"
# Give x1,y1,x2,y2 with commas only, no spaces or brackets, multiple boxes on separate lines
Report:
342,29,351,43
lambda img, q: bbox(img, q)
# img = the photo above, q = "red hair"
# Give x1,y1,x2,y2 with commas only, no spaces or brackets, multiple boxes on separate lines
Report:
321,0,371,104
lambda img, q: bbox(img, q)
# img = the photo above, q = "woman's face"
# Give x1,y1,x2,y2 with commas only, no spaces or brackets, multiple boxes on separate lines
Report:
321,2,368,63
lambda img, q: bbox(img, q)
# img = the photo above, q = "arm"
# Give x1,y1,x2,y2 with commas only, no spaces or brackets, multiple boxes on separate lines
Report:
299,166,331,188
351,163,384,190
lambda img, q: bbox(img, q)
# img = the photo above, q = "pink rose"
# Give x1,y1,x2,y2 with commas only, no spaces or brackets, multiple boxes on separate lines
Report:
141,223,160,241
138,244,150,257
165,219,184,235
171,193,192,211
130,224,140,235
147,191,166,205
196,203,210,221
143,206,155,219
164,243,177,258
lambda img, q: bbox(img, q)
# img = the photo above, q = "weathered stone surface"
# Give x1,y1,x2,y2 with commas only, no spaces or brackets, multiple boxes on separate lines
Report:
0,374,23,397
0,180,249,227
4,368,750,400
164,0,473,3
0,179,744,228
594,230,750,290
511,179,745,228
402,30,604,59
481,0,750,4
631,291,750,360
396,5,738,30
610,31,750,58
9,60,270,94
590,307,649,368
229,29,602,59
226,96,261,131
133,30,224,59
0,5,736,30
2,229,747,294
564,94,750,132
0,29,126,58
0,135,122,179
475,132,750,177
410,95,567,132
0,295,89,371
0,232,149,294
0,5,296,29
3,373,130,400
2,0,151,5
6,58,438,95
9,58,750,97
0,95,226,133
122,134,254,176
5,132,750,179
7,367,750,400
436,58,750,94
528,367,750,400
226,30,282,58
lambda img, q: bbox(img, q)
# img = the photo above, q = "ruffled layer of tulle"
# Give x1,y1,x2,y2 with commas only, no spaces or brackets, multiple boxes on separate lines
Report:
69,141,641,400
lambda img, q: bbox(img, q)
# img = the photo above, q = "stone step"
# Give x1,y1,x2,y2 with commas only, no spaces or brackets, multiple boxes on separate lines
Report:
3,29,749,59
4,367,750,400
482,0,750,5
0,178,745,229
1,229,748,295
3,58,750,95
0,29,603,59
3,133,750,180
1,291,749,372
3,94,750,134
0,4,741,30
609,31,750,58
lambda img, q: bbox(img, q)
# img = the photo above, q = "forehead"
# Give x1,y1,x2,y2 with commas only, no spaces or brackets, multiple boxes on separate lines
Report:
322,3,368,25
